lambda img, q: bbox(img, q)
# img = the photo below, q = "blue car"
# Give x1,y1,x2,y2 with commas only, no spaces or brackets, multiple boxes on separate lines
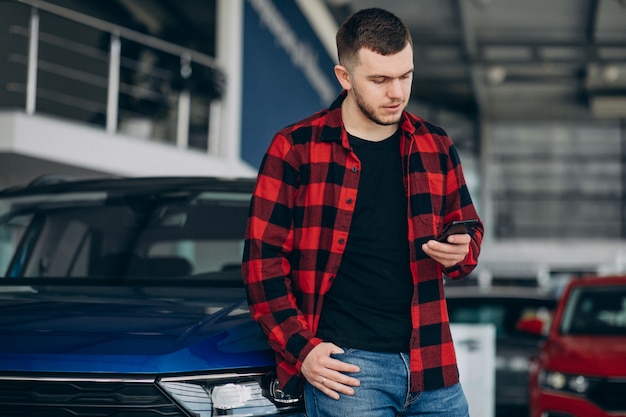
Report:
0,176,304,417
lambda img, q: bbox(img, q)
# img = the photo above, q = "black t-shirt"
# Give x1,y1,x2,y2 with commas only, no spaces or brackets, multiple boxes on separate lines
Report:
316,130,413,352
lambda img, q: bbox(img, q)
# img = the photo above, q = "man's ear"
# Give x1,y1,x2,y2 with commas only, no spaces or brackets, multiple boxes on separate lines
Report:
334,64,352,90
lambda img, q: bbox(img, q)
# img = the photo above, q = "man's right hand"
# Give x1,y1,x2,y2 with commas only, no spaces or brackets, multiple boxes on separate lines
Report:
300,342,361,400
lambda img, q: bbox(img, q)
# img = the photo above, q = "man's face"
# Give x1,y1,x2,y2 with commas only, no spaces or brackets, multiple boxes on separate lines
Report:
347,44,414,126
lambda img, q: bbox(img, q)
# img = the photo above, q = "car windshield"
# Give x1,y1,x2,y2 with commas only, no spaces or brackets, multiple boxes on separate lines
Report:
560,285,626,335
0,187,250,282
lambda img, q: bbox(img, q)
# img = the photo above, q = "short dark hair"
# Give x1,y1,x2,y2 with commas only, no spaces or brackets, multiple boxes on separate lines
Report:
336,8,412,69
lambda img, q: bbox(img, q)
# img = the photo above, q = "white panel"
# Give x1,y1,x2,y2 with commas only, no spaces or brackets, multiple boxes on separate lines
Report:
451,324,496,417
0,112,256,178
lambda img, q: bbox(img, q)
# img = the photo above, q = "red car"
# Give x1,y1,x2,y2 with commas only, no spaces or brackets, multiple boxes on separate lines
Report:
522,275,626,417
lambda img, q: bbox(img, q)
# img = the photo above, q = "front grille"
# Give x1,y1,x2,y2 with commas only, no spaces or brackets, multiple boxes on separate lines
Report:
587,378,626,412
0,376,186,417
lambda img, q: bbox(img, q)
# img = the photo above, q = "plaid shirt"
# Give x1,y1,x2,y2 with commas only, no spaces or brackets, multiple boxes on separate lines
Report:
242,92,483,395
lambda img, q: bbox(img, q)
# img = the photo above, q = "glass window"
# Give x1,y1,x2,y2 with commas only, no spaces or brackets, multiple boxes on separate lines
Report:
447,302,507,337
490,123,623,238
0,214,32,277
561,286,626,335
447,297,556,339
0,187,250,281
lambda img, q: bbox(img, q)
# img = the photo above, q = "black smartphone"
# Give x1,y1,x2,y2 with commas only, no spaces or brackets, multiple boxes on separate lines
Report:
436,219,479,242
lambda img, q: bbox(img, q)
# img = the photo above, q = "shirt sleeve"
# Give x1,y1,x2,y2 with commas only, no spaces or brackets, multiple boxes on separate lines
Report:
441,141,484,279
242,133,321,368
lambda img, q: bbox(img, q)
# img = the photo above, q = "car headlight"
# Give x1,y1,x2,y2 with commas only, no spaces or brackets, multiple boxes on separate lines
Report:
158,373,302,417
539,371,593,395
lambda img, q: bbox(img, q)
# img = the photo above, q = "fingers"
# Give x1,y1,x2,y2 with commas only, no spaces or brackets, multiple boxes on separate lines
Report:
315,372,360,400
314,368,361,399
422,234,471,268
301,342,361,400
441,233,471,245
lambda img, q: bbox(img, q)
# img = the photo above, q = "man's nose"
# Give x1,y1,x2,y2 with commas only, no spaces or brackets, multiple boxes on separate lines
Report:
387,79,403,98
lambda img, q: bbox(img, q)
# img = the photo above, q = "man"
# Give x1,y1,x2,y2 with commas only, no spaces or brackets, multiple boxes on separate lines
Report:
243,7,483,417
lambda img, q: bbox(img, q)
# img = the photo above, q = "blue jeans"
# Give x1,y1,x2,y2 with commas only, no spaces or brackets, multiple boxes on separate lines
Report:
304,349,469,417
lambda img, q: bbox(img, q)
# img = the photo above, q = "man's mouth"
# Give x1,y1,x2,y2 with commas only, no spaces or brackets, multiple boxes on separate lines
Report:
384,103,402,111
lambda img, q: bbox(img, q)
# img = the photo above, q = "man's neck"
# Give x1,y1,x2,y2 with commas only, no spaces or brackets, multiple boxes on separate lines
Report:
341,96,399,142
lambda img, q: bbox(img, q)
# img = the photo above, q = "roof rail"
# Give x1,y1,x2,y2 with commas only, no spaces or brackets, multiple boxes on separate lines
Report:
27,174,79,186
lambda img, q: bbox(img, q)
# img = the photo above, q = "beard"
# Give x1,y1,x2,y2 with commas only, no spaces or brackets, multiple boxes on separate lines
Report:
352,86,403,126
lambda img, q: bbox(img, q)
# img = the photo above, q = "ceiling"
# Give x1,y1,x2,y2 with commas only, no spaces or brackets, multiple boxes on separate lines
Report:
323,0,626,122
43,0,626,122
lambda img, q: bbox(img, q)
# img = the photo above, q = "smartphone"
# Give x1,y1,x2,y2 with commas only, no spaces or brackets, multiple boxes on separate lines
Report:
436,219,479,242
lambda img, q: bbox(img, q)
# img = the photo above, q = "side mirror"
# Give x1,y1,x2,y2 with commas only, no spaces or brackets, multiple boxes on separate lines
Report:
516,317,546,336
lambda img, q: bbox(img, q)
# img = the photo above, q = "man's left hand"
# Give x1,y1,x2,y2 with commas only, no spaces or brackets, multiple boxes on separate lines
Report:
422,233,471,268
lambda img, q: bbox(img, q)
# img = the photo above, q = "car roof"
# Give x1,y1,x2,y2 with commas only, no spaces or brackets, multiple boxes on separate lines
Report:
444,285,557,301
0,176,256,197
568,274,626,288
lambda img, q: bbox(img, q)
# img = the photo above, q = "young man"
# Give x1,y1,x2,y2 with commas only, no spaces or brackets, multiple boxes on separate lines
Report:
243,7,483,417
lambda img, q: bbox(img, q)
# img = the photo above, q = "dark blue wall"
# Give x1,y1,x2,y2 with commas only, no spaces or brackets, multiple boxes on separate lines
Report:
241,0,340,170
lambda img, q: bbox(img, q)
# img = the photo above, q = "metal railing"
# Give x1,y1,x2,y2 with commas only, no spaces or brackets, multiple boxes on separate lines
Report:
4,0,224,152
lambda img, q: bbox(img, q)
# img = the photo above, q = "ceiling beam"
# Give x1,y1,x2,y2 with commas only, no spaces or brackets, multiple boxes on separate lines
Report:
586,0,601,43
411,36,626,49
415,53,626,65
455,0,485,118
585,0,601,65
296,0,339,63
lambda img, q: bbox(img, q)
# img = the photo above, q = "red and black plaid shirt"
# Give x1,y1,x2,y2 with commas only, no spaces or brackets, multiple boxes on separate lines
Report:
242,92,483,395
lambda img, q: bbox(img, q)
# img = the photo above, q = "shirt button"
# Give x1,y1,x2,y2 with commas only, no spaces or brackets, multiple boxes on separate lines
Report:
338,238,345,244
347,198,353,204
351,167,358,173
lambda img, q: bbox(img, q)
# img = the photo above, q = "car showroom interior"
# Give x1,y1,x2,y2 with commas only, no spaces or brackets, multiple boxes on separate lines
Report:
0,1,625,417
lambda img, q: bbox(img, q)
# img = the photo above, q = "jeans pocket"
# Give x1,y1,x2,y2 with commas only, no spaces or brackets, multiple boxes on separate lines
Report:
330,347,357,359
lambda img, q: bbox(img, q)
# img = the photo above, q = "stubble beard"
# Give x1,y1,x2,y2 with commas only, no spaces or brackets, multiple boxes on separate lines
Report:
353,88,403,127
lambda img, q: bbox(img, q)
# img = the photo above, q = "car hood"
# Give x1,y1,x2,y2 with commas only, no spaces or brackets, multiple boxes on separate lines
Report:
543,335,626,376
0,283,274,374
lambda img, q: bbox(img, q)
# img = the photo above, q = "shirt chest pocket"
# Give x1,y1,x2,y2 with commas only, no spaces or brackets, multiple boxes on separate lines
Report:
408,176,445,233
